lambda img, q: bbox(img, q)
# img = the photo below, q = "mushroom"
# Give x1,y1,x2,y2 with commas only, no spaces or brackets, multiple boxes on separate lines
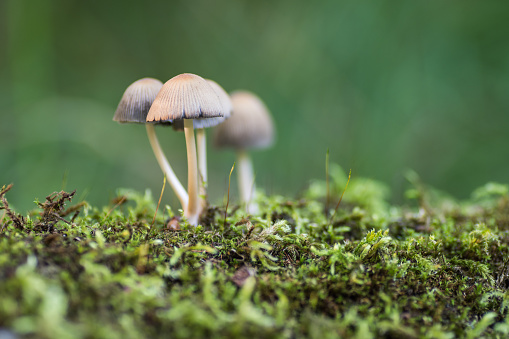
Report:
172,79,232,211
213,90,275,214
146,73,223,226
113,77,188,210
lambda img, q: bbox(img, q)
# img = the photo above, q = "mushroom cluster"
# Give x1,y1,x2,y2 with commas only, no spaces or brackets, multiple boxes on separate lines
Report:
114,74,274,226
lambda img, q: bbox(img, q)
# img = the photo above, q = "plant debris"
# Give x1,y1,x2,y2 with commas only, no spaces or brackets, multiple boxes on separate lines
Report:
0,184,24,231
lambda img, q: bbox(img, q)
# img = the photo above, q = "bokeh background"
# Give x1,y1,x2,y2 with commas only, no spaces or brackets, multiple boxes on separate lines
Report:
1,1,509,212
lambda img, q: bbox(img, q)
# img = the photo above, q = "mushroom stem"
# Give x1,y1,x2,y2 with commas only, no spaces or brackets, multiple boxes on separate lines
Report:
196,128,208,211
184,119,199,226
236,150,258,214
146,124,188,210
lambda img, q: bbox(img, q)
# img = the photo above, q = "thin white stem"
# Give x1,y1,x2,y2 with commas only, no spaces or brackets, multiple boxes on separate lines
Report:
237,150,258,214
184,119,199,226
146,124,188,211
196,128,208,211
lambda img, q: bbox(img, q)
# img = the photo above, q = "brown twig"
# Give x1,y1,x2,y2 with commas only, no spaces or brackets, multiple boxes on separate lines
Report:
0,209,6,232
61,201,87,217
38,190,76,217
0,184,24,231
51,212,74,226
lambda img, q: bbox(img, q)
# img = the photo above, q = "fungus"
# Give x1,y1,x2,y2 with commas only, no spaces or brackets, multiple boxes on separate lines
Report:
213,90,275,214
147,73,223,226
173,79,232,211
113,77,188,210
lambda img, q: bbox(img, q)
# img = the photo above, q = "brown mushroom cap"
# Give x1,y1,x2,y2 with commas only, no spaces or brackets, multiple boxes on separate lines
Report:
146,73,224,123
172,79,232,130
213,90,275,150
113,78,164,123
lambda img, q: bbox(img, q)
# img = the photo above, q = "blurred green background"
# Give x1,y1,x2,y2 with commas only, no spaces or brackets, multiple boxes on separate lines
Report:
1,0,509,212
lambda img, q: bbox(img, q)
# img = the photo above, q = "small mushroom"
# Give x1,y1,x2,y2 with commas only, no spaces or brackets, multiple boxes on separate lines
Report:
113,78,188,210
213,90,275,214
172,79,232,212
147,73,223,226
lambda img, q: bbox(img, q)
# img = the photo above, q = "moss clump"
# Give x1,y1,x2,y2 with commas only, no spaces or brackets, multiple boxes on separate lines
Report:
1,172,509,338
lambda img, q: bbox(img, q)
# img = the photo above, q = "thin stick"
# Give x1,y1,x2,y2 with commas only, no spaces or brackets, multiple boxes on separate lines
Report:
329,169,351,225
51,212,75,226
146,176,166,240
325,149,330,217
224,162,235,228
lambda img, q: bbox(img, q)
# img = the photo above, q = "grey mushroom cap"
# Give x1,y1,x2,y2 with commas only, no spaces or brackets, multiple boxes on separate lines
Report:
213,90,275,150
146,73,224,123
172,79,232,131
207,79,232,120
113,78,164,123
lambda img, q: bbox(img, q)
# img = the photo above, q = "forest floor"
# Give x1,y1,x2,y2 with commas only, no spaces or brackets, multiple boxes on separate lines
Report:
1,166,509,338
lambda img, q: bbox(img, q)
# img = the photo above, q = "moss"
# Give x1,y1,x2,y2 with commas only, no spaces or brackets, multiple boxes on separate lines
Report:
1,171,509,338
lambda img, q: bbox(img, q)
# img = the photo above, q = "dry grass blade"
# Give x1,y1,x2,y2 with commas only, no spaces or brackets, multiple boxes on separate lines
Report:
146,176,166,239
325,149,330,217
224,162,235,228
106,197,127,217
329,169,351,225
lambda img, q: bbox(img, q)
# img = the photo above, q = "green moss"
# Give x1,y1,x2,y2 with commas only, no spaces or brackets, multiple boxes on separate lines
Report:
1,171,509,338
